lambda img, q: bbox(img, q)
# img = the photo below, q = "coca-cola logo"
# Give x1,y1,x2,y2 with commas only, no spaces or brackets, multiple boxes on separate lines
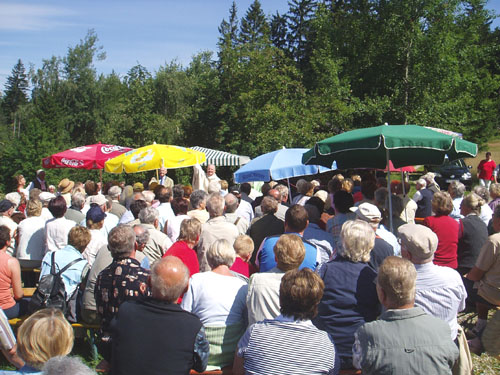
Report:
101,145,127,154
70,146,91,153
61,158,84,167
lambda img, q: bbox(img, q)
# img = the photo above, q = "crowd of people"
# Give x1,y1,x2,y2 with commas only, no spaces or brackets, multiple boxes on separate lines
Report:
0,161,498,374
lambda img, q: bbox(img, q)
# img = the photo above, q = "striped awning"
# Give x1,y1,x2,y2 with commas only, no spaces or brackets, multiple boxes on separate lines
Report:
191,146,251,167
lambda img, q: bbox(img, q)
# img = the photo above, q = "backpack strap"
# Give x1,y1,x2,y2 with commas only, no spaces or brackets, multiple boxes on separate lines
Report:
57,257,85,277
50,251,57,276
50,251,85,277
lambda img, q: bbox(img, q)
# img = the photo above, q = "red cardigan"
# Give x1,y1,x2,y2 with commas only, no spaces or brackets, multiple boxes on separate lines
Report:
424,215,459,269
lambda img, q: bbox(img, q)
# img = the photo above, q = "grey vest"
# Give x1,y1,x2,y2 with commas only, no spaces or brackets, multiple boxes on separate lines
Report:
356,307,458,375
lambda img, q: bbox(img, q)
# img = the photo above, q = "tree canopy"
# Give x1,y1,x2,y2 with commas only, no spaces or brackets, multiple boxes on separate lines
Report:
1,0,499,192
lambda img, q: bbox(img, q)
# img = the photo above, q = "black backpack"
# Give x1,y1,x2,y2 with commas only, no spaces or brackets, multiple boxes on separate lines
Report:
28,252,85,314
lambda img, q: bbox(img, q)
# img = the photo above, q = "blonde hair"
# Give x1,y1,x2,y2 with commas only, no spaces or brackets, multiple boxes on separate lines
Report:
207,239,236,269
273,234,305,271
490,183,500,199
431,191,453,216
340,220,375,263
377,256,417,307
68,226,92,252
178,218,202,243
234,235,254,258
17,308,74,369
26,199,42,217
461,193,484,215
342,178,354,193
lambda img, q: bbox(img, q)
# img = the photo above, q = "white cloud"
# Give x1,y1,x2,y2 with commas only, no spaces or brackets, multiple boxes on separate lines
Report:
0,3,76,31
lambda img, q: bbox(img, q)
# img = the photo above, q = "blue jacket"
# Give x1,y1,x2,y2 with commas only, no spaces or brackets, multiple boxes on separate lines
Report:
257,233,318,272
313,257,380,364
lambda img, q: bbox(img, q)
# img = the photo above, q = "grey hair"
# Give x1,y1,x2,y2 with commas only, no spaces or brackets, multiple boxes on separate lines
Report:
71,193,85,208
108,225,136,259
340,220,375,263
275,184,289,199
42,356,96,375
142,190,155,204
224,193,239,213
190,190,208,209
207,239,236,269
5,192,21,209
206,193,224,217
151,257,189,303
448,181,466,198
473,185,489,201
139,206,159,224
416,179,427,187
133,224,150,246
108,185,122,199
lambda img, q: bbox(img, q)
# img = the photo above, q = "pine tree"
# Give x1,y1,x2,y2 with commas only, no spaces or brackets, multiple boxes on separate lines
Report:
270,11,288,51
239,0,270,46
2,59,29,121
286,0,317,64
218,1,239,48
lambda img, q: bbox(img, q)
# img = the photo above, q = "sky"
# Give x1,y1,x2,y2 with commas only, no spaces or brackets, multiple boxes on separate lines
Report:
1,0,500,90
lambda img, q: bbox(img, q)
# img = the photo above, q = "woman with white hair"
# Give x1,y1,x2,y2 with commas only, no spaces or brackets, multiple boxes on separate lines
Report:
313,220,381,371
181,239,247,368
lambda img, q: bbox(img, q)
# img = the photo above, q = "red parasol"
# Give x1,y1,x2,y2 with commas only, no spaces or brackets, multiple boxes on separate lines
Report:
42,143,133,170
384,161,416,173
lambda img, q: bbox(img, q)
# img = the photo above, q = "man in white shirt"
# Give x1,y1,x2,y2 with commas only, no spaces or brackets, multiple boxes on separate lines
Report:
155,186,175,231
399,223,466,340
45,196,76,253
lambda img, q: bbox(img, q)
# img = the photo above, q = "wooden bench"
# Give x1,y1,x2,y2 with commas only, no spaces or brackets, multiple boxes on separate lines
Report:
9,316,100,361
190,368,232,375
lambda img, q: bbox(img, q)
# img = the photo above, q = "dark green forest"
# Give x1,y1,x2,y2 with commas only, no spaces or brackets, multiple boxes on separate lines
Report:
1,0,499,191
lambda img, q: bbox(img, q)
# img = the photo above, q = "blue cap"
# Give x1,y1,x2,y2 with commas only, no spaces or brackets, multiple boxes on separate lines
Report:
86,204,106,222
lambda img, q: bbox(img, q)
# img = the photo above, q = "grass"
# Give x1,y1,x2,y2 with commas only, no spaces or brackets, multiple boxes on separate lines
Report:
465,140,500,177
458,310,500,375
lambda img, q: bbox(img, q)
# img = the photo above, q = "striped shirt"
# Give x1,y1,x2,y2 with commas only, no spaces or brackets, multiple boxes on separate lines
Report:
237,315,338,375
414,262,466,340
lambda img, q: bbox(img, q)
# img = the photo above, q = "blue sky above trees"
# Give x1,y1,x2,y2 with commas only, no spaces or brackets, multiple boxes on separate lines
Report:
0,0,291,88
1,0,499,90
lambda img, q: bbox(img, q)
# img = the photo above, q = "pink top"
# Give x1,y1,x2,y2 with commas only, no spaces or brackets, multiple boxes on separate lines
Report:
0,251,15,310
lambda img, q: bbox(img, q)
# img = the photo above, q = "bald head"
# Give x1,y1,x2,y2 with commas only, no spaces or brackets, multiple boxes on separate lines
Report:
268,189,281,202
150,256,189,302
206,164,216,177
224,193,239,213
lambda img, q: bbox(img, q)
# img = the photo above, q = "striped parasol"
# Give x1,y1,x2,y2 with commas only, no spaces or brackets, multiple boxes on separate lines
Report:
191,146,250,167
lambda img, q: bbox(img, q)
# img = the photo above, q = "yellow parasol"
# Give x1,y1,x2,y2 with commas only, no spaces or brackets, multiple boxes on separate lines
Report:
104,144,206,173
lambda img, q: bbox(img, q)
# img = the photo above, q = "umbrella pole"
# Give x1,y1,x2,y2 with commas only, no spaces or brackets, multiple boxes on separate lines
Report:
386,149,393,234
287,178,291,204
401,170,408,222
99,169,103,187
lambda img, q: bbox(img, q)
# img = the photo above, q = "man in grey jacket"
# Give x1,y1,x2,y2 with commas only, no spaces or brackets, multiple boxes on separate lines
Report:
353,256,459,374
